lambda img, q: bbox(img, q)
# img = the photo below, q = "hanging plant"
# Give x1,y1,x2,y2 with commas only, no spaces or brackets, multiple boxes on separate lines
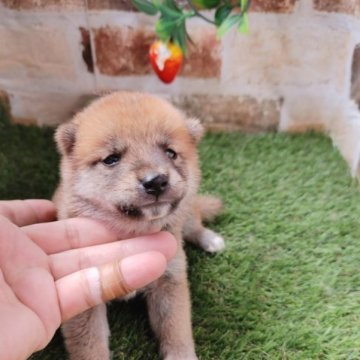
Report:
131,0,251,83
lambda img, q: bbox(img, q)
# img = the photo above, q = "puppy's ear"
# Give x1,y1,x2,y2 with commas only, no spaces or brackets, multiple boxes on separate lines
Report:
55,121,77,155
185,117,204,143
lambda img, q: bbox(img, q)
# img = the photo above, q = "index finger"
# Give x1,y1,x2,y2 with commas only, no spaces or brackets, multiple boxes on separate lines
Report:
0,200,56,226
22,217,121,254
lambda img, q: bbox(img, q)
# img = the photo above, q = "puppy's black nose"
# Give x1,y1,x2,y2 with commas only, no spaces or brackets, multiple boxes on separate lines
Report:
142,174,169,197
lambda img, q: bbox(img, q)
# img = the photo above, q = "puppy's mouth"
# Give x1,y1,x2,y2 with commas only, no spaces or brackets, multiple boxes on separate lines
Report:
117,200,180,221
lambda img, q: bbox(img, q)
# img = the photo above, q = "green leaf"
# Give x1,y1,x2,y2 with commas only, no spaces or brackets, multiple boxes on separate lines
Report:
240,0,248,10
131,0,158,15
215,4,232,26
173,20,188,55
155,18,178,41
158,3,183,19
163,0,181,12
238,12,249,33
216,14,241,37
202,0,221,9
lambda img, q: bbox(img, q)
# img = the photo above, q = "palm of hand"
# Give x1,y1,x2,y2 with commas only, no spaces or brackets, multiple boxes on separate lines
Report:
0,216,60,358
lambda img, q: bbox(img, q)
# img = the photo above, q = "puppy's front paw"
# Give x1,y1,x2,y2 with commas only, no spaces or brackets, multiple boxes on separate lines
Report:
199,228,225,253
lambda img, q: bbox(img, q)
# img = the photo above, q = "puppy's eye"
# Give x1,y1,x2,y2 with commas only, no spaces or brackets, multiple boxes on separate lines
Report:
165,148,177,160
102,154,120,166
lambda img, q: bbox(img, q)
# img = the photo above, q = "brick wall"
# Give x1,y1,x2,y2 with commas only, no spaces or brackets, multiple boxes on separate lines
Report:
1,0,360,174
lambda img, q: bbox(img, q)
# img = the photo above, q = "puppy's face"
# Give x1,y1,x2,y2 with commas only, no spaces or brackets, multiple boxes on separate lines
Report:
56,92,203,232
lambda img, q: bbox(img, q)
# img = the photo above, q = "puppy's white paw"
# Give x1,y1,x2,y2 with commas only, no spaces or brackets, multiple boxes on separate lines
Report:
199,229,225,253
202,235,225,253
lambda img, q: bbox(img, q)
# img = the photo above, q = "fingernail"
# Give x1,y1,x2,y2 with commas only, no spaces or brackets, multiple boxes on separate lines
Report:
120,251,167,290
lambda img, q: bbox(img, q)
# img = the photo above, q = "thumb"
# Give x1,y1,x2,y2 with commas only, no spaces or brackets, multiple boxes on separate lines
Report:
56,251,167,322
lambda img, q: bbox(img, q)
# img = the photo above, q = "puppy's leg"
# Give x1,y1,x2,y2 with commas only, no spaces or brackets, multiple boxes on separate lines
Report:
147,250,197,360
62,304,110,360
183,212,225,253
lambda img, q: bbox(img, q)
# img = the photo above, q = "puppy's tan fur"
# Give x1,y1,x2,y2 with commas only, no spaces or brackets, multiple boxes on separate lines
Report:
54,92,224,360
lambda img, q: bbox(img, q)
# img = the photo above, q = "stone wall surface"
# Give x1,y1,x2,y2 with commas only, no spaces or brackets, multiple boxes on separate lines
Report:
1,0,360,174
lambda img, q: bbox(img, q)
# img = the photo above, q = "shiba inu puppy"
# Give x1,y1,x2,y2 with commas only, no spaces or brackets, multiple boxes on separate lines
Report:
54,91,225,360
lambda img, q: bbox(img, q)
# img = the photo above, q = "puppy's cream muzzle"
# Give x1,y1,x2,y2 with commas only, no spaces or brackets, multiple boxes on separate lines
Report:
142,202,172,221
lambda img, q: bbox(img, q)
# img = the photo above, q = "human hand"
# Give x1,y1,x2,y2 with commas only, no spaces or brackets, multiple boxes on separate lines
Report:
0,200,177,360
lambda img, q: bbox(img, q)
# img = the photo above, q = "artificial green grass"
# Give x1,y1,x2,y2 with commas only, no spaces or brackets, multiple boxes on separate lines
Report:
1,113,360,360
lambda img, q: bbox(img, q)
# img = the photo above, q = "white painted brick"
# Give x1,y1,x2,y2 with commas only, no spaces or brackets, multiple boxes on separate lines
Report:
279,91,332,133
0,7,96,93
8,91,94,126
222,14,353,94
0,24,75,80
